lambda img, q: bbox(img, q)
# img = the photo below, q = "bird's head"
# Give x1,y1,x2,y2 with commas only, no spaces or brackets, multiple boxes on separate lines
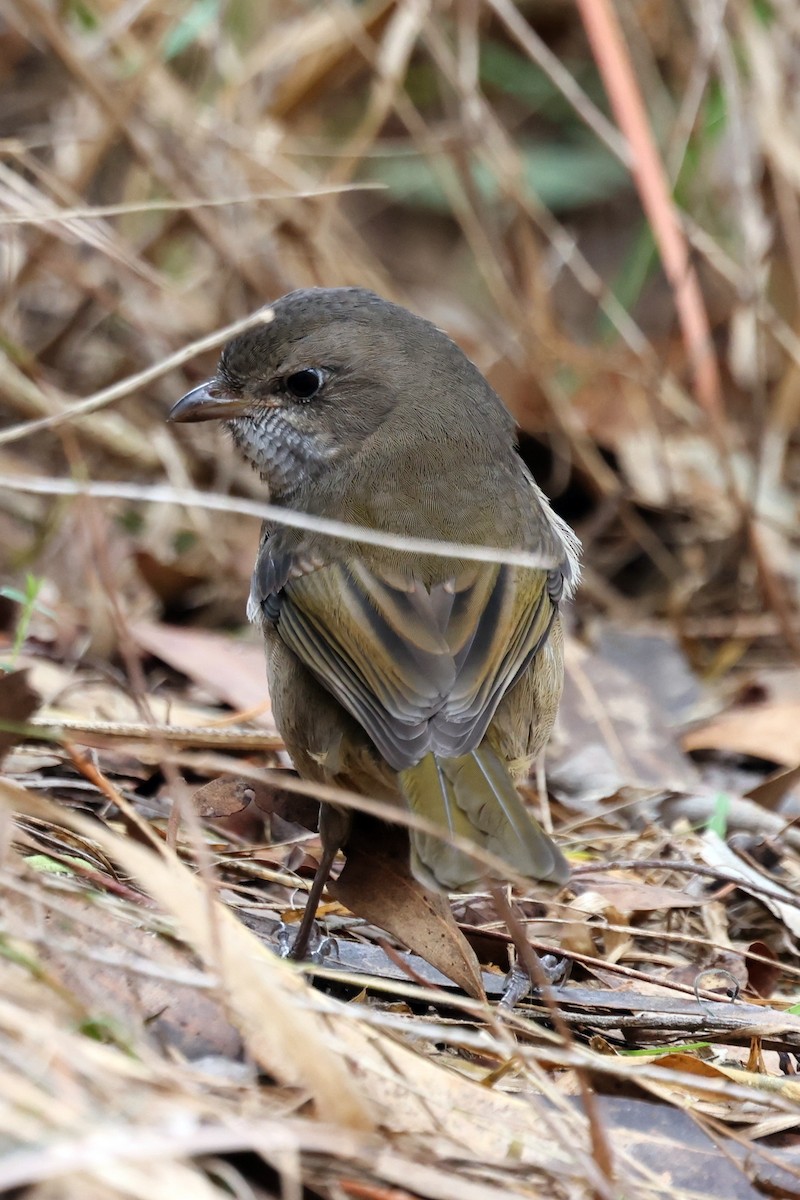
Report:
168,287,511,499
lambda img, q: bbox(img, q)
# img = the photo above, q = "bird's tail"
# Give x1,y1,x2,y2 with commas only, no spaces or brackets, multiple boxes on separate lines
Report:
398,745,569,892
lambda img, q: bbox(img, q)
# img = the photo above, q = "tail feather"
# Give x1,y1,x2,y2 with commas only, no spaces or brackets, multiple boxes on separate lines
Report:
399,752,479,891
452,747,569,884
399,745,569,892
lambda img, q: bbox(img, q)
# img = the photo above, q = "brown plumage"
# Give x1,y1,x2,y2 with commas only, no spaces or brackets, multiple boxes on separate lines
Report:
170,287,580,923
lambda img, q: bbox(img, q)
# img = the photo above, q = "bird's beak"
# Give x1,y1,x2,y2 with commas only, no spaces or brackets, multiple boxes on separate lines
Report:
168,380,249,423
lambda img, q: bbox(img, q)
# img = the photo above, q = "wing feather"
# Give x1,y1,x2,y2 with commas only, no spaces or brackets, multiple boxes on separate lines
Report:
262,551,562,770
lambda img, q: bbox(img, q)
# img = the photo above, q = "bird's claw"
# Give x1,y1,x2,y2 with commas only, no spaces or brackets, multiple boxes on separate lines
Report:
498,953,571,1010
276,920,335,964
539,952,571,986
498,965,531,1009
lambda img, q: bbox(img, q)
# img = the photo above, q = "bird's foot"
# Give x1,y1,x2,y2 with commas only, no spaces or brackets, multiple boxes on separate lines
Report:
498,954,570,1010
498,964,531,1009
276,920,335,964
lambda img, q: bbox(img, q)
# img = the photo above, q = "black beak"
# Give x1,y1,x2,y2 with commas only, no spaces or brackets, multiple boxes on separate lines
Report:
168,381,248,423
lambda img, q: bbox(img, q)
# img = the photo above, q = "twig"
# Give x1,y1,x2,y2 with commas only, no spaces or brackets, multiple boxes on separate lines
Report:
0,308,275,447
0,475,577,577
490,884,615,1196
576,0,722,425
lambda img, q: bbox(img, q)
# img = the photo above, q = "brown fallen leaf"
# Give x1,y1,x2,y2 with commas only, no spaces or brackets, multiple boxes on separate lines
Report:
191,775,261,818
0,778,373,1131
190,775,268,840
683,702,800,766
746,762,800,810
0,668,40,765
130,620,275,728
590,1092,773,1198
329,817,485,1001
250,776,321,832
700,830,800,937
663,950,748,994
0,780,585,1174
745,941,781,1000
2,886,243,1061
192,772,319,838
15,815,124,880
572,875,702,913
134,549,205,607
549,637,699,803
651,1053,800,1107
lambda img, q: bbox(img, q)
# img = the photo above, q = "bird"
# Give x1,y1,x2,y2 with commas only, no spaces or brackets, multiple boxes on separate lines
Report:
169,286,580,956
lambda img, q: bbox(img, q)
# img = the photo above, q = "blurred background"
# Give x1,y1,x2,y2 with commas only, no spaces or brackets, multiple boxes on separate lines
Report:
2,0,800,788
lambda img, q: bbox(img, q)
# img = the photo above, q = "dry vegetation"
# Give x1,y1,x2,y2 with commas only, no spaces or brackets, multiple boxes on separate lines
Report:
3,1,800,1197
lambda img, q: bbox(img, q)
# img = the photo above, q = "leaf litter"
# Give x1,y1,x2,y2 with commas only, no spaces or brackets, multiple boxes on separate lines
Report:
2,613,800,1198
4,2,800,1197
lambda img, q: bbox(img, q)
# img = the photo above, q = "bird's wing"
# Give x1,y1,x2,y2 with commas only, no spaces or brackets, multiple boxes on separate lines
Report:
254,545,561,771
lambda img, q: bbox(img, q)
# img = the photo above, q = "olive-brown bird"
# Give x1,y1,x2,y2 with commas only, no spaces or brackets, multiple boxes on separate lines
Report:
170,287,580,949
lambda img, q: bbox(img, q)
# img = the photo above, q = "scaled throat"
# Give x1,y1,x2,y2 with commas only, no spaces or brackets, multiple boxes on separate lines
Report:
228,409,337,499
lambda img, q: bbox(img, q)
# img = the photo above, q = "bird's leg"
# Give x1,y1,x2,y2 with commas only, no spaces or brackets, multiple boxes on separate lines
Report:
498,964,533,1010
287,804,351,962
287,838,340,961
490,884,570,1010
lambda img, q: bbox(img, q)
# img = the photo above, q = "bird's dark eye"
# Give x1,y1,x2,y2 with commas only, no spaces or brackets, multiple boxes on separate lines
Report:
285,368,325,401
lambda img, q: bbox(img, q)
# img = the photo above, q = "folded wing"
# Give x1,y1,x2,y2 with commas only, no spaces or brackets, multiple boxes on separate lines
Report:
266,556,560,771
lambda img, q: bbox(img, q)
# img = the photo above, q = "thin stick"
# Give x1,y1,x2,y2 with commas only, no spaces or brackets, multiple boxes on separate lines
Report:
576,0,723,426
0,309,276,446
0,475,576,577
490,885,615,1195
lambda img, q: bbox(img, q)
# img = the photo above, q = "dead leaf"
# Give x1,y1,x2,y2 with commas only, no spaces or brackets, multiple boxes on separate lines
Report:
683,702,800,766
0,778,374,1131
0,669,40,765
0,780,583,1173
191,776,260,818
250,778,320,832
700,831,800,937
2,886,243,1060
658,791,800,852
654,1053,800,1103
647,1053,745,1113
549,637,699,802
330,817,485,1000
190,775,268,840
134,549,205,606
664,951,748,994
593,625,703,724
746,941,781,1000
746,762,800,810
568,1091,786,1198
18,652,245,737
130,621,275,728
15,815,123,879
573,875,702,913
